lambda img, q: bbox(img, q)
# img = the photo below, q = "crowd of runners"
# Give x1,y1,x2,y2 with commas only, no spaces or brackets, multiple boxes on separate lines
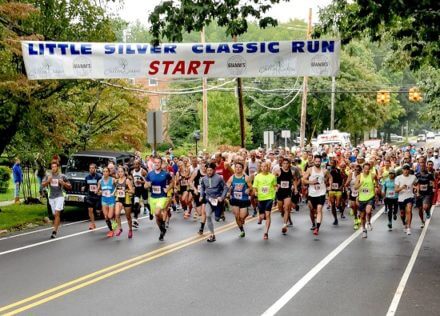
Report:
42,144,440,241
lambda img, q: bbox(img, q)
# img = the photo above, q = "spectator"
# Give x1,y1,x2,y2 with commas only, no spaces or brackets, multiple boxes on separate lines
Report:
12,158,23,204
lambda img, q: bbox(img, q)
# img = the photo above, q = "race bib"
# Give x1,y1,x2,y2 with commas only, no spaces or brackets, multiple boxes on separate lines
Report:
197,185,202,192
280,181,289,189
387,190,395,198
50,179,59,187
351,189,358,197
361,188,370,194
209,197,218,206
134,196,140,204
181,180,188,186
89,185,97,193
331,183,339,190
420,184,428,192
117,189,125,198
134,178,143,187
152,185,161,194
314,184,321,191
233,191,243,200
261,186,269,194
102,190,112,197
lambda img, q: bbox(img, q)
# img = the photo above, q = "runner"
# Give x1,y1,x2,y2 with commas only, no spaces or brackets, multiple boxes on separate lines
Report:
131,159,150,228
302,155,330,236
345,164,361,230
227,162,252,238
42,161,72,239
199,162,228,242
415,156,434,228
395,164,417,235
246,151,260,217
176,165,193,219
114,166,135,238
355,162,377,239
274,158,297,235
81,163,102,230
328,157,344,225
190,162,207,234
382,169,398,231
145,157,173,241
97,167,116,237
253,161,277,240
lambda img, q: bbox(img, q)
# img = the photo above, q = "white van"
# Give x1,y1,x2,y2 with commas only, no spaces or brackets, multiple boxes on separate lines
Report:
317,130,351,148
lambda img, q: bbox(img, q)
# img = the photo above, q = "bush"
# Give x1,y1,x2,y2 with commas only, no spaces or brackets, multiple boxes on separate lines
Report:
0,166,11,193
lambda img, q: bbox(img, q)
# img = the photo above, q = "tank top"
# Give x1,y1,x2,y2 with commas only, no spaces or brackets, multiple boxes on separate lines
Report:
247,160,258,176
231,175,249,201
101,177,115,201
308,167,326,197
277,169,293,193
116,178,128,199
132,169,144,187
349,173,358,197
194,170,203,193
359,173,375,202
330,167,343,191
180,174,189,188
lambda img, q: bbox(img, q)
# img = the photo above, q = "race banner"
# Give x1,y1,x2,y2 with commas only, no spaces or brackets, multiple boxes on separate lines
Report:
21,40,340,80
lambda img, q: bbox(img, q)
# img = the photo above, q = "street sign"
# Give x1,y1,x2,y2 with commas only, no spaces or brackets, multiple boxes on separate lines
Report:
281,130,291,138
264,131,274,149
147,111,163,151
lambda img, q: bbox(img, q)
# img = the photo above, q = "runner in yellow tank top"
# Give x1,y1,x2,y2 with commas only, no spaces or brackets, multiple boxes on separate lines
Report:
355,163,377,239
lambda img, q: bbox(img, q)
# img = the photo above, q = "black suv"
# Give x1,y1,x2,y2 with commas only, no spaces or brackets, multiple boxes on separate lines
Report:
64,150,134,206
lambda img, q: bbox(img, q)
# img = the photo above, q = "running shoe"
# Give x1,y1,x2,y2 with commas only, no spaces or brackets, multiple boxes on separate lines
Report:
207,235,216,242
387,222,392,231
198,229,204,236
258,218,262,225
406,228,411,235
106,231,114,238
282,225,287,235
333,219,338,226
111,221,117,230
128,230,133,239
421,222,425,229
220,215,226,222
149,212,154,220
88,223,96,230
287,222,293,227
239,231,245,238
426,211,431,219
366,222,373,231
115,228,123,237
393,213,397,221
362,230,367,238
349,209,354,216
263,233,269,240
341,214,346,219
50,231,57,239
310,225,316,230
159,232,164,241
165,221,170,229
132,220,139,228
353,223,359,230
313,228,319,236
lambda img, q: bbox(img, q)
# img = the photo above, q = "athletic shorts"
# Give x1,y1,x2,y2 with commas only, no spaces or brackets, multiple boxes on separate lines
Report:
116,195,132,207
193,194,205,207
416,195,432,208
258,200,273,212
230,199,251,209
179,187,188,195
276,190,292,201
291,192,300,205
49,197,64,213
134,186,148,200
399,197,414,211
308,195,326,209
101,200,115,207
349,194,358,202
86,196,101,210
329,191,342,198
359,198,375,212
150,197,168,211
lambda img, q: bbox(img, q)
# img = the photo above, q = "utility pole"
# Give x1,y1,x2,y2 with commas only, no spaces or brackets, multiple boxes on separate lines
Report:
233,35,246,148
201,27,208,148
299,8,312,149
330,76,336,130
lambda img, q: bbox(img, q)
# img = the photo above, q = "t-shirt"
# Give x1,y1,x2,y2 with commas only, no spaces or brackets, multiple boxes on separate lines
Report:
416,171,434,196
44,173,68,199
146,170,172,198
253,173,276,201
395,174,417,202
85,173,102,197
383,178,397,199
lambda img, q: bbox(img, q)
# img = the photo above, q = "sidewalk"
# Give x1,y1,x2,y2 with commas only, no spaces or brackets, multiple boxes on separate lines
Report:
0,199,24,207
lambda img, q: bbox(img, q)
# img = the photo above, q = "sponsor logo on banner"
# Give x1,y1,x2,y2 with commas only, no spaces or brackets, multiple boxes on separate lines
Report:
259,57,296,76
227,55,247,76
310,54,330,75
27,58,64,78
72,56,92,76
104,58,141,76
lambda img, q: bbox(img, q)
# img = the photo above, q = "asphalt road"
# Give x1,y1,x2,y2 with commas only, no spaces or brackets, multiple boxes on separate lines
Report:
0,202,438,316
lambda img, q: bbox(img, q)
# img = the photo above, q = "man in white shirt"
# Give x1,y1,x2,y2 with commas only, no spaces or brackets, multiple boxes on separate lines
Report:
395,164,417,235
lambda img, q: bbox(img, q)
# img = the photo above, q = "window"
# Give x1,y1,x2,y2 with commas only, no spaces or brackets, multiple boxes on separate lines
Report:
148,78,158,86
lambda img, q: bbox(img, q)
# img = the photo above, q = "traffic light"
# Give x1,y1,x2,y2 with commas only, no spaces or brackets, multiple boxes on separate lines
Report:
377,90,390,104
409,87,422,102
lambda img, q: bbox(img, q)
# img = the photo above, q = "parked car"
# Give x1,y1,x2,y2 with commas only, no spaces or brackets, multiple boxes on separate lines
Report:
417,134,426,142
426,132,435,140
390,134,403,142
64,151,134,206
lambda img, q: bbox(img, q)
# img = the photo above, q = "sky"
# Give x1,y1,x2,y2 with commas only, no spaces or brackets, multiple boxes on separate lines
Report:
115,0,333,26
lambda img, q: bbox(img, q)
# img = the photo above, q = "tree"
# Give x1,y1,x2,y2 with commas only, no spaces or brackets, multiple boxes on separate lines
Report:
418,66,440,130
315,0,439,69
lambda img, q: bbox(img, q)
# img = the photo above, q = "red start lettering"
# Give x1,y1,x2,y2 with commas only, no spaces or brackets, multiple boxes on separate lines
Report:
148,60,215,75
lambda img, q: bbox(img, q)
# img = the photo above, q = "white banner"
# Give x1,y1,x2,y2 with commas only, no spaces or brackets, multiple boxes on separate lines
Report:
21,40,340,80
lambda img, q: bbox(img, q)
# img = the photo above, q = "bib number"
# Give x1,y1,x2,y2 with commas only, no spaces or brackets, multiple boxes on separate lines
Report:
117,190,125,198
181,180,188,186
152,185,161,194
361,188,370,194
102,190,111,198
280,181,289,189
420,184,428,192
233,191,243,200
387,191,395,198
351,189,358,197
314,184,321,191
261,186,269,194
89,185,97,193
134,196,140,204
209,197,218,206
50,179,59,187
197,185,202,192
331,183,339,190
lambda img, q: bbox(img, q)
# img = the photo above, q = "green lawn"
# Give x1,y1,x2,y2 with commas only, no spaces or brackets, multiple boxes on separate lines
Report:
0,172,40,202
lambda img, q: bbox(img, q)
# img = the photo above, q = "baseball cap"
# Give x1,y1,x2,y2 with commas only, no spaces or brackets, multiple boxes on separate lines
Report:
402,163,411,170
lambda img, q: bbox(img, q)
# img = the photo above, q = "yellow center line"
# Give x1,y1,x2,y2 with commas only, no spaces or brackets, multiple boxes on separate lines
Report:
1,210,269,315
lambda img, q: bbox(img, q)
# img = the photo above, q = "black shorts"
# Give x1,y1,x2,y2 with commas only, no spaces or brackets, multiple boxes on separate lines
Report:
193,194,205,207
179,187,189,195
230,199,251,209
291,193,300,205
399,197,414,211
258,200,273,212
349,194,358,202
416,195,432,208
308,195,326,209
276,190,292,201
134,186,148,200
86,196,101,210
116,197,132,208
359,198,375,212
